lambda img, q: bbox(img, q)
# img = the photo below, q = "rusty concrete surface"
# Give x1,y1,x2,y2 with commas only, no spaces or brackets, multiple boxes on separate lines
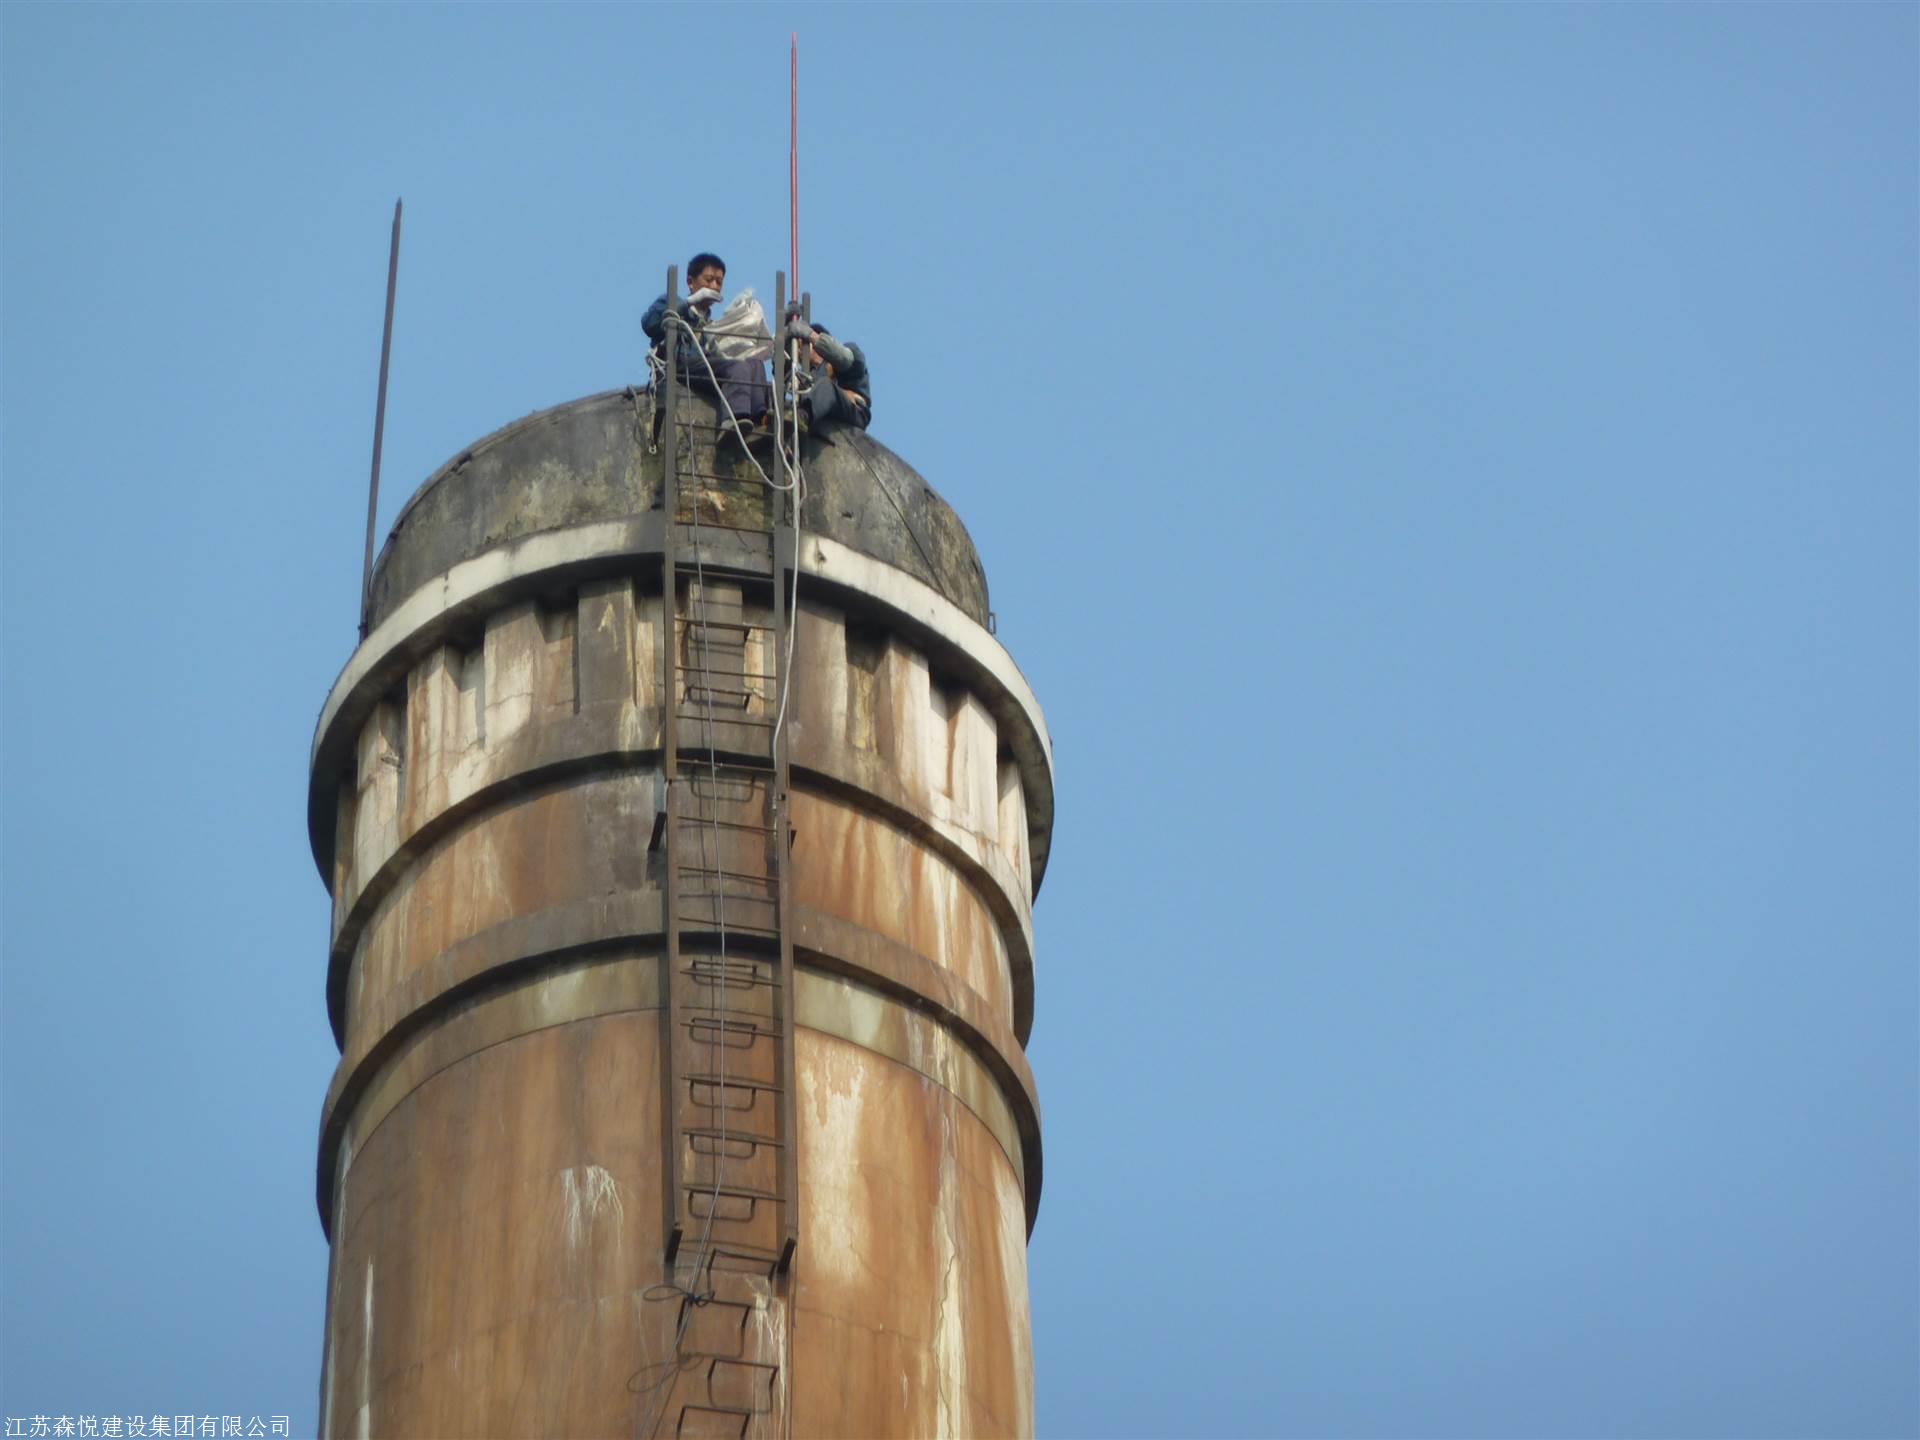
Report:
311,401,1052,1438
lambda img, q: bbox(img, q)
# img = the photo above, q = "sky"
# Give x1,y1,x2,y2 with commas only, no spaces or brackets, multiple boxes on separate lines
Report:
2,4,1914,1438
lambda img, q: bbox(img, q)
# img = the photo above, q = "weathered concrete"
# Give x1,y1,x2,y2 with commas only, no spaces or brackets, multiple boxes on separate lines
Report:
310,390,1053,1438
367,389,990,631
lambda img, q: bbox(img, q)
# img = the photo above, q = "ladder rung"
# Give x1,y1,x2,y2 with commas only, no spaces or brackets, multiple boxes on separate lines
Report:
681,601,756,616
676,920,781,941
672,718,768,733
680,952,776,981
671,549,771,566
677,917,780,939
684,1249,786,1282
684,1073,784,1093
675,869,775,889
682,1141,782,1166
683,1009,783,1036
676,820,773,838
677,674,769,693
683,1179,784,1204
683,1141,782,1166
675,771,764,794
677,477,767,494
679,677,763,698
670,533,769,551
671,519,777,537
688,1355,780,1382
676,435,766,453
682,970,779,993
675,507,767,523
676,818,775,836
674,1404,756,1437
682,1127,785,1149
677,919,778,939
671,564,773,585
681,674,764,692
678,716,777,732
682,698,759,716
678,790,772,808
683,953,776,975
677,896,778,912
675,856,771,879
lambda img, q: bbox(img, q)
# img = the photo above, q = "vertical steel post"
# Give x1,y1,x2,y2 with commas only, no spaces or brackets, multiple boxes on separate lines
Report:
659,264,684,1264
771,463,800,1275
359,199,402,637
774,271,788,458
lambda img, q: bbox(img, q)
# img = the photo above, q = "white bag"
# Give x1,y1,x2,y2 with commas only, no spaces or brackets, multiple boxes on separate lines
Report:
703,288,773,361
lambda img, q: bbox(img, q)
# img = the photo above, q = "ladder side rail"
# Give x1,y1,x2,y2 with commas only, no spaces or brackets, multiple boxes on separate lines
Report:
677,304,744,1281
660,263,685,1263
768,269,801,1271
772,513,800,1271
774,271,789,465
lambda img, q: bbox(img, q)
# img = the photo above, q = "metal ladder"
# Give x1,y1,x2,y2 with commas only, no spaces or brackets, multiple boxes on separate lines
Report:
647,266,799,1440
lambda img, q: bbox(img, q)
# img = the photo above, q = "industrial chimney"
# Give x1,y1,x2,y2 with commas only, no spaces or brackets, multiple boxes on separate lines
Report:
306,379,1053,1437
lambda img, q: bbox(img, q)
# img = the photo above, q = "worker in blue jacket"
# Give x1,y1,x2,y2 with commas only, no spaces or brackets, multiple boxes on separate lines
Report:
784,310,870,434
642,251,770,444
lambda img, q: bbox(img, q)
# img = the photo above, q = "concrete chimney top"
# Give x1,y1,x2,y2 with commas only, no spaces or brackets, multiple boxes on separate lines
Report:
365,388,993,631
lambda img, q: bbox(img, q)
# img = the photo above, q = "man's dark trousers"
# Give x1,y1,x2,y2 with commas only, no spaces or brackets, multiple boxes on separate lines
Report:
678,352,768,423
805,377,870,431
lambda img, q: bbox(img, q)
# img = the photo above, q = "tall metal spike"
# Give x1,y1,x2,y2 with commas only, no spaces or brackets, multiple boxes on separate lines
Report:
359,198,402,637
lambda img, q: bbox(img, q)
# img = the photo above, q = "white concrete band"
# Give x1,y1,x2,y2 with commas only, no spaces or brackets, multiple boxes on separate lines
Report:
307,518,1056,889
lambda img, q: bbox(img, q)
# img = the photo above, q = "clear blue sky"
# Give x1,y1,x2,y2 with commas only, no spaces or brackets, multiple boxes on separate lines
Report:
3,5,1914,1437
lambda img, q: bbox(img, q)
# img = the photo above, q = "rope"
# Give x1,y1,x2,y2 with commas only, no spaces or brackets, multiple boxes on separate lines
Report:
665,313,806,754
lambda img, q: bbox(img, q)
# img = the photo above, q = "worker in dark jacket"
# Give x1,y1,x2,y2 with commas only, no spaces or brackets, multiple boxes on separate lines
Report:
784,311,870,434
642,251,769,443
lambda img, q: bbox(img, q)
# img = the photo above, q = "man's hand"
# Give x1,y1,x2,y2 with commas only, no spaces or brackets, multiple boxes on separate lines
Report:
686,287,721,311
784,316,816,344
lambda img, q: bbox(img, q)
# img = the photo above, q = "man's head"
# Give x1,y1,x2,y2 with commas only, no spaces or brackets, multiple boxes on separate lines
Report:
686,252,726,296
